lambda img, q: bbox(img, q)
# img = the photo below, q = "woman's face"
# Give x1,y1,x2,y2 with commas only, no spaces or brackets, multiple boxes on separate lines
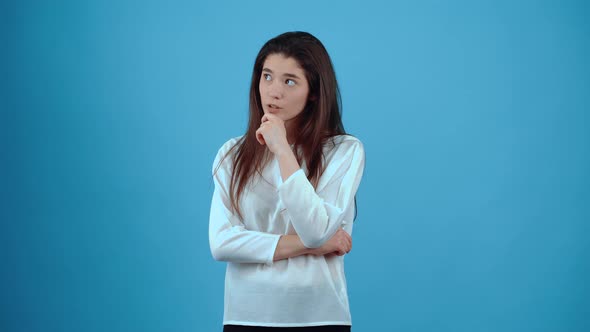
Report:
259,53,310,124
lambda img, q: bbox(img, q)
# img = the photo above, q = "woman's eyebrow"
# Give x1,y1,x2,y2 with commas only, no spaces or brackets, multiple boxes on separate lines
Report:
262,68,301,80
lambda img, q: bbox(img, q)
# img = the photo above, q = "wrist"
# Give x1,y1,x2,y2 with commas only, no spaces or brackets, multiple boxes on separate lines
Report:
275,143,293,159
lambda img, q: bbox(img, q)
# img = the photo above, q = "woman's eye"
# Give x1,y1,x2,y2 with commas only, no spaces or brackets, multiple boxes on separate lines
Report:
263,73,271,81
286,79,295,86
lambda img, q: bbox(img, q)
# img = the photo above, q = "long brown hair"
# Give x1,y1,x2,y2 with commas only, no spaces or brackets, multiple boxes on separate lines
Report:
218,31,348,220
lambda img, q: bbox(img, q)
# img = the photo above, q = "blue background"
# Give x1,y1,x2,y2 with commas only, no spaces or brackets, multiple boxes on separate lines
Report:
3,0,589,331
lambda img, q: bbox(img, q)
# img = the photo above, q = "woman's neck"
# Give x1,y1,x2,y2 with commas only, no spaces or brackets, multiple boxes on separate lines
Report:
285,119,298,145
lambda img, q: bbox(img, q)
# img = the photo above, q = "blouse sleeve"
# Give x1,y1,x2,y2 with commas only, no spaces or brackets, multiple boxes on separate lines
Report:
208,140,281,266
277,138,365,248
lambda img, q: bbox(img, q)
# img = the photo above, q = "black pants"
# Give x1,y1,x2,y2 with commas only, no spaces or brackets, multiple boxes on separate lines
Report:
223,324,351,332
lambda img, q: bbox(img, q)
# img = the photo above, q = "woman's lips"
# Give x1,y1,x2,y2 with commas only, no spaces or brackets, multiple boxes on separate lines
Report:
268,104,282,112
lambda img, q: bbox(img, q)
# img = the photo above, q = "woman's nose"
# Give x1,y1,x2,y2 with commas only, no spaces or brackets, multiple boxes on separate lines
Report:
267,81,283,99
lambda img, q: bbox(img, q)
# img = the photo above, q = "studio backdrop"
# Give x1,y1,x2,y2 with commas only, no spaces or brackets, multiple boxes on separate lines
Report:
3,0,589,331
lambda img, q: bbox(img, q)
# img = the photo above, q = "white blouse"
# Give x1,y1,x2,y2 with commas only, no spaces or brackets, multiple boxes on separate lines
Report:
209,134,365,327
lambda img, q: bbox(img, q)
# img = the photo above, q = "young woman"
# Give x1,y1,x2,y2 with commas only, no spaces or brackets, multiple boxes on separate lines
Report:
209,31,365,331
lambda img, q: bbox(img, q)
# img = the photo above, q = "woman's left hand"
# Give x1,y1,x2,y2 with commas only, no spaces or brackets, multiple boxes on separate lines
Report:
307,229,352,257
256,114,290,155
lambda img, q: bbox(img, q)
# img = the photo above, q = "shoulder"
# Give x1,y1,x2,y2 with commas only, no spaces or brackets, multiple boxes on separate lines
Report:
329,134,363,147
212,135,244,173
315,135,365,191
324,134,365,160
217,135,244,157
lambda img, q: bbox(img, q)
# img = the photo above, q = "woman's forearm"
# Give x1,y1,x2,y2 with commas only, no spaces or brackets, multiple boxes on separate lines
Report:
277,147,301,182
273,235,313,261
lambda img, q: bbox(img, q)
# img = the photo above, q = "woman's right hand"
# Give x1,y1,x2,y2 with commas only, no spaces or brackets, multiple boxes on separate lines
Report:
308,229,352,257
